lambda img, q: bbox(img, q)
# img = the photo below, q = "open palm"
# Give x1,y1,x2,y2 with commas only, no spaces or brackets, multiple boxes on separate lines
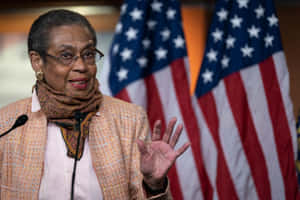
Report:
137,118,190,190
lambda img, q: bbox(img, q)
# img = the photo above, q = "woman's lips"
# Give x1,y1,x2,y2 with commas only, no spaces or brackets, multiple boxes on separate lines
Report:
69,78,89,90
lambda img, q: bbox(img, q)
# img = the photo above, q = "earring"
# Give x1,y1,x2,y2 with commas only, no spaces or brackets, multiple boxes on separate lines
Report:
36,70,44,81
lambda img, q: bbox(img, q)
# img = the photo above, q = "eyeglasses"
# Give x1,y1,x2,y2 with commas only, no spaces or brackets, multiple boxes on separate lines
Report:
44,48,104,66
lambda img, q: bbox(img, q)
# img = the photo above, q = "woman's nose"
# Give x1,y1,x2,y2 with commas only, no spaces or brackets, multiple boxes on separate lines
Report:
72,56,88,72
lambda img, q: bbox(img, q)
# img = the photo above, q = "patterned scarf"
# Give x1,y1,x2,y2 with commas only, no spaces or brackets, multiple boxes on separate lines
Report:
36,79,102,160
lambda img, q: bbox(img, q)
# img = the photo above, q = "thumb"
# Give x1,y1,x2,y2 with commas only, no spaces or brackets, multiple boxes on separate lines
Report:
136,139,148,155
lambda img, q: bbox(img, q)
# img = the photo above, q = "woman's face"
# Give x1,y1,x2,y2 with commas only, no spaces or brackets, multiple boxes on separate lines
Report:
32,24,97,98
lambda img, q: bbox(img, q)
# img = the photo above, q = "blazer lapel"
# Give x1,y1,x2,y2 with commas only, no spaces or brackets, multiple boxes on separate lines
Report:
18,110,47,199
89,115,130,199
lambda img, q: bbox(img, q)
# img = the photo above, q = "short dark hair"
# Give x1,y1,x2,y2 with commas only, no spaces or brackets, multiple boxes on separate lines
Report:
28,9,97,59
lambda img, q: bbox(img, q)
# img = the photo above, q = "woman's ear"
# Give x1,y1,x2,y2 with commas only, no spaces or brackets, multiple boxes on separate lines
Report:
29,51,43,73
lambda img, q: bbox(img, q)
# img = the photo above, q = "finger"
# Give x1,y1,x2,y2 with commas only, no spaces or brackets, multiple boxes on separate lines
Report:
136,139,148,155
152,120,161,141
175,142,190,158
162,117,177,143
169,124,183,148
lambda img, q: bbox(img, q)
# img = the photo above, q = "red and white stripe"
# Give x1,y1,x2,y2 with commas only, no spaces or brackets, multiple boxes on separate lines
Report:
193,51,298,200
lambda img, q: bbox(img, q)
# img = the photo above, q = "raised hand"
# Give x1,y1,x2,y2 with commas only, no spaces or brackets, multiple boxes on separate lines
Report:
136,117,190,190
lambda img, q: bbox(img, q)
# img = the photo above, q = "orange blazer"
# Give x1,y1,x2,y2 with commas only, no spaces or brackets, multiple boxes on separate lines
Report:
0,95,171,200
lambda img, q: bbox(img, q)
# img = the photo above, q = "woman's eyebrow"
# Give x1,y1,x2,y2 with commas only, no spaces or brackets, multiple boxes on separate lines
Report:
55,42,95,52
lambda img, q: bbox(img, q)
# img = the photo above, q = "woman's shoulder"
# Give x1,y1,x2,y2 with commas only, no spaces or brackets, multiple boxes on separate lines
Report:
0,98,31,113
100,95,147,118
0,98,31,130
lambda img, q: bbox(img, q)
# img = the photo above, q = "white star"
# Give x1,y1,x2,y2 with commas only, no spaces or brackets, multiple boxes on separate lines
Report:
113,44,119,54
130,8,143,21
202,69,213,84
255,5,264,18
264,34,274,47
268,14,278,27
147,20,157,30
247,25,260,38
115,22,122,33
121,4,127,15
173,35,184,48
151,0,162,12
237,0,249,8
221,56,230,68
167,8,176,19
142,38,151,49
125,27,138,41
231,15,242,28
212,28,223,42
206,49,217,62
226,35,236,48
117,67,128,82
155,47,167,60
120,48,132,61
137,56,148,68
217,8,228,21
241,44,254,57
161,29,171,41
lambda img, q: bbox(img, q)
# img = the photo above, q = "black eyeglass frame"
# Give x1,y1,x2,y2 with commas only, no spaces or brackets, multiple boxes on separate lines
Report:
43,48,104,66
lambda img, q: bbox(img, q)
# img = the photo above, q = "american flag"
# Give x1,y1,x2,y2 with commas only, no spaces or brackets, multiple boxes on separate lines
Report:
192,0,299,199
100,0,203,198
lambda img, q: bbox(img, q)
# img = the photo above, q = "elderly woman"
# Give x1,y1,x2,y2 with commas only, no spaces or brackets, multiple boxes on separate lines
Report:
0,9,189,199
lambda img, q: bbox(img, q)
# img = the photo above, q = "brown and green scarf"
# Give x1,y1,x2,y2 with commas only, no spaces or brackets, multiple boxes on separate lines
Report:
36,79,102,160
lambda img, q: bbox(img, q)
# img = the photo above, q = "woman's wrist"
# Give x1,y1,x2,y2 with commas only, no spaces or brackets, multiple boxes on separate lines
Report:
142,177,168,195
